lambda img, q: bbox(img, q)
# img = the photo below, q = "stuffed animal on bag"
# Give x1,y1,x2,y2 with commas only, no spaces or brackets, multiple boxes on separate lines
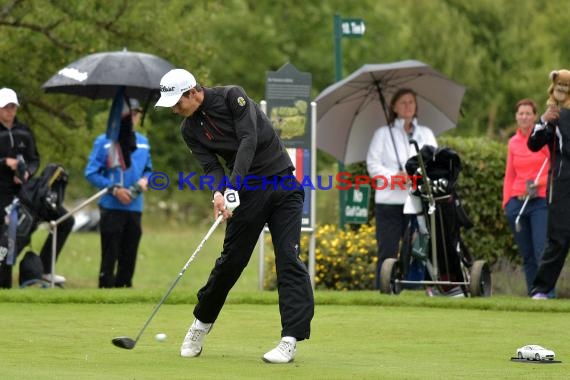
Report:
547,69,570,109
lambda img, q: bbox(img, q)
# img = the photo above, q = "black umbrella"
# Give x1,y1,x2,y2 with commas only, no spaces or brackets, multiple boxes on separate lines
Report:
42,49,175,102
42,50,175,172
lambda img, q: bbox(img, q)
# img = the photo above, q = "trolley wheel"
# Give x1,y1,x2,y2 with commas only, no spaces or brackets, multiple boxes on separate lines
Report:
469,260,491,297
379,258,402,295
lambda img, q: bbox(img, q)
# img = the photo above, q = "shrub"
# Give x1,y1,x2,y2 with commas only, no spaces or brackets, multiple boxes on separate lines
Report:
438,136,517,264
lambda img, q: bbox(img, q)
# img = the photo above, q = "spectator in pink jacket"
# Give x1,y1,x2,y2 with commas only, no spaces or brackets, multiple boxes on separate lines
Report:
503,99,551,296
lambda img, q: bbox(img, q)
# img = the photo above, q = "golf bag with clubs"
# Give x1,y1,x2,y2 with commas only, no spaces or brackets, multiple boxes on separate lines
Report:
0,163,72,287
379,144,491,297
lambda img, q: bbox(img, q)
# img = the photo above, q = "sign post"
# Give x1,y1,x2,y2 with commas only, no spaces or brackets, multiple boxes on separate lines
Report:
259,63,317,289
333,13,365,228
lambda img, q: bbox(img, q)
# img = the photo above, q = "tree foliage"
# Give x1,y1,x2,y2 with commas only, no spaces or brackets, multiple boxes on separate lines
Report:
1,0,568,221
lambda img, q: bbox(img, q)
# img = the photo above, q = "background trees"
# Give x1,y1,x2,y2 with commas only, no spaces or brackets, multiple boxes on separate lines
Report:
1,0,568,223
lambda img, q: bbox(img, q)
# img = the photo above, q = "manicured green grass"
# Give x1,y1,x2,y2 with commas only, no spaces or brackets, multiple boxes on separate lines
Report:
2,227,568,379
1,295,569,380
26,224,257,291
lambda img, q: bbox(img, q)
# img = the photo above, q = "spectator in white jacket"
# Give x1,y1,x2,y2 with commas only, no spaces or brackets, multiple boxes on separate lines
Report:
366,88,437,289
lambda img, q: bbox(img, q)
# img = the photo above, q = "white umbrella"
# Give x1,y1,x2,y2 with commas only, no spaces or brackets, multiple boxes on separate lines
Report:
315,60,466,164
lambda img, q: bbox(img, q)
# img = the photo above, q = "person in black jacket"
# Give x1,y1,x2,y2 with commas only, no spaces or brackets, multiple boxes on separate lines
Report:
0,87,39,287
155,69,314,363
0,88,72,287
528,104,570,299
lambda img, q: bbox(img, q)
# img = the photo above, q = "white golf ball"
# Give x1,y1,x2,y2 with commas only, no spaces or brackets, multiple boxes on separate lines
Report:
155,333,167,342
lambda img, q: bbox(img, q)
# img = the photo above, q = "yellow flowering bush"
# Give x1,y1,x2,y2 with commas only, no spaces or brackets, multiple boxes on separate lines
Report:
263,223,378,290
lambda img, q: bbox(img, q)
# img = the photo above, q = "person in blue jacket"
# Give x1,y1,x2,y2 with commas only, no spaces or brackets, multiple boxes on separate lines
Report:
85,99,153,288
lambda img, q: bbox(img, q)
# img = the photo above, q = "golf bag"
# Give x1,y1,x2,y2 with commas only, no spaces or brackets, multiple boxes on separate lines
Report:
18,163,69,221
405,145,474,284
380,145,491,297
0,163,70,287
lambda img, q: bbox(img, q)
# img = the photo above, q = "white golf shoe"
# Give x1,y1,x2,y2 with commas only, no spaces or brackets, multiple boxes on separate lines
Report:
180,319,211,358
262,339,296,363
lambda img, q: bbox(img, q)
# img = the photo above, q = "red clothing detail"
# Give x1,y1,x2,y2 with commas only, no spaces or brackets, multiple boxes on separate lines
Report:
502,128,550,208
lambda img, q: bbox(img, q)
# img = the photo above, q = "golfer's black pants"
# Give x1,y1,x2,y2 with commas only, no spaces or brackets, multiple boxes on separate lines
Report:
98,208,142,288
375,203,410,289
194,179,314,341
531,179,570,294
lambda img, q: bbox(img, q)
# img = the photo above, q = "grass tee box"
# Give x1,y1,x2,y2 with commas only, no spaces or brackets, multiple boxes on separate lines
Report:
0,291,569,379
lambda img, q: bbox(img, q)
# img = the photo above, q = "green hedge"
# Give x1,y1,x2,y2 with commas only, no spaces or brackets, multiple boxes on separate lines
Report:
438,136,516,264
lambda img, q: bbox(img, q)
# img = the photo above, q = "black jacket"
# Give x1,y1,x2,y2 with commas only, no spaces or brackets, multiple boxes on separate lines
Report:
0,119,39,194
528,108,570,181
180,86,293,191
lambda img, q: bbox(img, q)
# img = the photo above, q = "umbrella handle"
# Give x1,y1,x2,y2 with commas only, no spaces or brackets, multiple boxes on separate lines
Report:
388,125,404,171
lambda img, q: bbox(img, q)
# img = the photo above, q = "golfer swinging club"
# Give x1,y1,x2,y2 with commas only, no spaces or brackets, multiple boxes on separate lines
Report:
155,69,314,363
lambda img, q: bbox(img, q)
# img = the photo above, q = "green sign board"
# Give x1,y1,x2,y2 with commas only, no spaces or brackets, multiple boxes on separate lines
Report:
340,18,366,38
342,184,370,224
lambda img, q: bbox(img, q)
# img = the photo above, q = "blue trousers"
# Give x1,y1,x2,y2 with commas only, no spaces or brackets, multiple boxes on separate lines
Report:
505,197,549,295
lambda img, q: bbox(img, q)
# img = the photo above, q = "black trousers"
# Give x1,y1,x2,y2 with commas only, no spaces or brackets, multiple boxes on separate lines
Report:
531,178,570,294
193,181,314,341
0,191,17,288
375,203,410,289
98,208,142,288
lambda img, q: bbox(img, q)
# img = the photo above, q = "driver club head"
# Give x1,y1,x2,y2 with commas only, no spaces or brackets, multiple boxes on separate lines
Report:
112,336,136,350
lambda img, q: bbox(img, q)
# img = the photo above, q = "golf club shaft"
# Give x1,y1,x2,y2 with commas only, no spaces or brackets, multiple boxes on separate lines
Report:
514,157,549,232
132,214,224,344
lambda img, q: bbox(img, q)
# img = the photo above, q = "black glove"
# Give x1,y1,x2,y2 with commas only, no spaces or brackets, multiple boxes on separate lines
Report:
16,155,27,182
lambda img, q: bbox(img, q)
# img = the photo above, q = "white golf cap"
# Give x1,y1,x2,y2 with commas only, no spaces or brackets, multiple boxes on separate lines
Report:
155,69,197,108
0,88,19,108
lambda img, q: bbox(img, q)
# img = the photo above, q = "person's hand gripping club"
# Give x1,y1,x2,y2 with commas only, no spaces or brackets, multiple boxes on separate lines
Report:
213,188,240,220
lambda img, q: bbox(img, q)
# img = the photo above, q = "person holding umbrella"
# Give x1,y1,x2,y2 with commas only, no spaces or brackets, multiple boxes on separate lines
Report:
85,98,153,288
155,68,313,364
502,99,551,297
366,88,437,289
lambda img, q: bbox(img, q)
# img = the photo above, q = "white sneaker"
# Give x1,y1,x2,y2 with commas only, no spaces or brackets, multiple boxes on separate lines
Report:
180,320,211,358
42,273,66,284
262,340,296,363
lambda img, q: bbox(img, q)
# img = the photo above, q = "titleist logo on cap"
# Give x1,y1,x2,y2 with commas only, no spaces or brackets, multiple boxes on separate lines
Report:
161,85,175,93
